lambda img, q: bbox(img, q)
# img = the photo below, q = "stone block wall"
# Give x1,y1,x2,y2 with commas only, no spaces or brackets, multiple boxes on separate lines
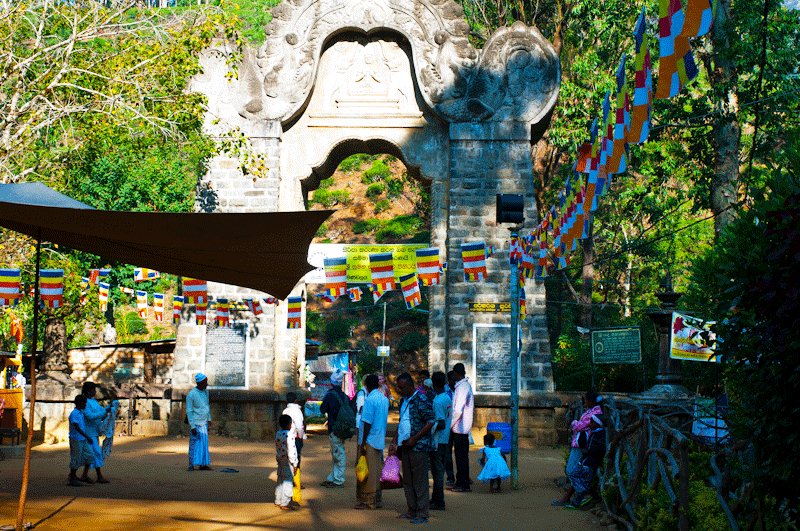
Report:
68,345,172,385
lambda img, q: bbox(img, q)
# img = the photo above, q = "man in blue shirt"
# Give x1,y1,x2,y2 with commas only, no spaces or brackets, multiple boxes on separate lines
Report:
355,374,390,510
430,371,452,510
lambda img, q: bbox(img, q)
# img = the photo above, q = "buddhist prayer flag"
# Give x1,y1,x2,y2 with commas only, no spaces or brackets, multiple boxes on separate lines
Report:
656,0,698,99
173,295,184,323
629,7,654,145
216,298,230,327
415,247,441,286
323,257,348,298
680,0,715,40
244,298,263,315
509,237,523,265
519,288,527,321
98,268,111,280
0,269,22,306
89,269,100,285
461,242,487,282
399,273,422,310
264,297,279,305
183,278,207,304
80,277,90,306
98,282,110,311
287,296,302,329
607,55,630,175
120,286,135,296
153,293,165,322
39,269,64,308
134,267,160,282
348,286,362,302
369,253,396,295
196,303,207,325
485,245,496,258
136,290,148,318
316,292,335,303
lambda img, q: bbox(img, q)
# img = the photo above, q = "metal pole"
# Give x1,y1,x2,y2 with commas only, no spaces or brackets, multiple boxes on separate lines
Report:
510,228,520,490
381,302,387,374
16,233,41,531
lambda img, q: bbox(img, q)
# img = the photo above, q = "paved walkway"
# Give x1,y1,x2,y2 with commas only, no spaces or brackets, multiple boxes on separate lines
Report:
1,434,601,530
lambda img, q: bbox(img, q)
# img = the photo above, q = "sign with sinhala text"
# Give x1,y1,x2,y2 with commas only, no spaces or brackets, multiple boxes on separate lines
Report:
472,324,519,395
468,302,511,313
591,327,642,365
305,243,427,284
205,322,249,387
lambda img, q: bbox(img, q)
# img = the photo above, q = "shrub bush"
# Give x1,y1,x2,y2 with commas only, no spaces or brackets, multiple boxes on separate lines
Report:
339,154,374,173
373,199,391,214
353,218,381,234
385,177,404,199
362,159,392,184
366,183,385,199
375,214,421,242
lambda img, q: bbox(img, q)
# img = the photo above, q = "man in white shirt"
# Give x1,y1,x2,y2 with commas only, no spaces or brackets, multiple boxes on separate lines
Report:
355,374,390,510
186,373,212,471
283,392,306,466
449,362,474,492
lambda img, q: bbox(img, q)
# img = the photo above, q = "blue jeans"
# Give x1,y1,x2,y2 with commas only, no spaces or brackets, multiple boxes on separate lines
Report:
326,433,346,485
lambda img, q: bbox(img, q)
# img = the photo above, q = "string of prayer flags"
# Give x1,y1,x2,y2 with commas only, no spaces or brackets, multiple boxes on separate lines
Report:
461,242,487,282
316,293,335,303
287,296,302,329
629,7,654,144
136,290,148,318
173,295,184,323
323,257,348,298
607,55,630,175
399,273,422,310
0,269,22,306
415,247,441,286
39,269,64,308
485,245,496,258
120,286,135,296
371,285,384,303
519,288,527,321
80,277,90,306
98,282,110,311
520,247,536,279
153,293,165,321
244,298,263,316
369,253,396,296
680,0,716,40
348,286,362,302
216,298,230,327
656,0,698,99
183,278,208,304
134,268,160,282
89,269,100,285
509,237,523,265
196,303,207,325
264,297,278,305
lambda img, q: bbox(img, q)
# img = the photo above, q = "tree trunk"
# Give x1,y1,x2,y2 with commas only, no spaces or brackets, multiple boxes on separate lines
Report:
710,0,741,236
579,224,594,329
42,317,70,373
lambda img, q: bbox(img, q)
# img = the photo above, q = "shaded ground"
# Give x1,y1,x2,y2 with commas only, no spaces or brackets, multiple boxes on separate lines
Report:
1,434,601,530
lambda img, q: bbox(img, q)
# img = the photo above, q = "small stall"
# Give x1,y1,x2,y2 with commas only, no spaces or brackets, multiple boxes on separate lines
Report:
303,350,359,423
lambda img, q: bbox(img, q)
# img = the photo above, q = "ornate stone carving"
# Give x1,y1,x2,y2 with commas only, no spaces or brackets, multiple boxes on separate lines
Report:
235,0,560,124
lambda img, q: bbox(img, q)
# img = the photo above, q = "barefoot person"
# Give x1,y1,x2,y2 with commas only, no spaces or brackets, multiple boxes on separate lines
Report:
80,382,110,484
355,374,389,510
68,395,93,487
275,414,299,511
186,373,212,471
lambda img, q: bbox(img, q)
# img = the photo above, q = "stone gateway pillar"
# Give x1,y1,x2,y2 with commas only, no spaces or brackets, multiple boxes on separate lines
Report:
172,0,562,442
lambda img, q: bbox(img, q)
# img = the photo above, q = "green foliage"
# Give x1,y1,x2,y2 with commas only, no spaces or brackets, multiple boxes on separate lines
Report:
311,188,351,207
221,0,281,44
115,311,148,343
317,177,334,190
362,159,392,184
323,317,356,350
375,215,422,243
353,218,382,234
365,183,385,199
315,222,329,237
385,177,404,199
396,331,428,355
338,153,375,173
306,310,324,338
373,199,391,214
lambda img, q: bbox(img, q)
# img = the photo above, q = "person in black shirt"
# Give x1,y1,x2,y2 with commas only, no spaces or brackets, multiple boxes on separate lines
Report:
320,369,352,487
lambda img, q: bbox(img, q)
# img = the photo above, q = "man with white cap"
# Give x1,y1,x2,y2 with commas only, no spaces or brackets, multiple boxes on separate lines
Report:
320,369,354,487
186,372,212,471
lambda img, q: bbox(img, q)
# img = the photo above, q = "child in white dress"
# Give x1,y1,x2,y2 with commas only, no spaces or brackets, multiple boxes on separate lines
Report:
477,433,511,493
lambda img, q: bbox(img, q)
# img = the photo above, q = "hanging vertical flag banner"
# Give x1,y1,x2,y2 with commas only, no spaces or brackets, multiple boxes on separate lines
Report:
89,269,100,285
183,278,208,304
656,0,698,99
680,0,716,40
98,282,110,311
509,237,523,266
39,269,64,308
216,298,230,327
0,269,22,306
287,296,302,329
323,257,348,298
519,288,527,321
399,273,422,310
264,297,279,305
244,298,263,316
485,245,496,258
173,295,184,323
415,247,441,286
369,253,396,301
134,267,160,282
136,290,148,318
153,293,165,321
196,303,207,325
461,242,487,282
607,55,630,175
120,286,135,296
629,7,654,145
80,277,90,306
98,268,111,281
348,286,362,302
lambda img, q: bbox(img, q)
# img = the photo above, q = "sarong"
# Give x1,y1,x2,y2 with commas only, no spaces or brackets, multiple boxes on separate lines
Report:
189,422,211,466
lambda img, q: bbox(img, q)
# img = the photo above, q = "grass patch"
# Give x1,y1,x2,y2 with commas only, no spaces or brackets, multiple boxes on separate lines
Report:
375,214,422,242
353,218,381,234
339,154,375,173
362,159,392,184
312,188,351,207
373,199,391,214
366,183,385,199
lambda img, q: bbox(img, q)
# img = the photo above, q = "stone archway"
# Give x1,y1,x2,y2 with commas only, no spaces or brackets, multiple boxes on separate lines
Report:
172,0,561,441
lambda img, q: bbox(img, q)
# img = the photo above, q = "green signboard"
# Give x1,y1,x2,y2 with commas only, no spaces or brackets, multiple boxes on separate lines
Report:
591,327,641,365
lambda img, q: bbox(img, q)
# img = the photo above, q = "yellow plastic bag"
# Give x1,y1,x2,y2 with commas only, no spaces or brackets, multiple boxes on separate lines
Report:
355,455,369,482
292,468,302,503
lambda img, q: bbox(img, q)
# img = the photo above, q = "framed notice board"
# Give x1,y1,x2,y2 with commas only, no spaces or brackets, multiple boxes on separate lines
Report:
204,321,249,388
591,327,641,365
471,324,520,395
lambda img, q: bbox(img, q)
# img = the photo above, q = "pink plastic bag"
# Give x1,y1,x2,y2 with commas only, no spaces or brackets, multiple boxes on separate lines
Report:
380,454,402,489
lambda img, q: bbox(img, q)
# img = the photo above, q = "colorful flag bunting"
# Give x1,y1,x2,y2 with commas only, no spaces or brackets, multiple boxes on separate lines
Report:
98,282,110,311
0,269,22,306
369,253,396,295
134,267,160,282
89,269,100,285
316,293,335,303
656,0,698,99
323,257,348,298
348,286,362,302
216,298,230,327
264,297,278,305
80,277,90,305
509,237,523,265
244,298,263,315
607,55,630,175
415,247,441,286
136,290,148,318
183,278,207,304
196,303,207,325
485,245,496,258
629,7,654,144
287,296,302,329
461,242,487,282
154,293,165,322
173,295,184,323
399,273,422,310
519,288,527,321
39,269,64,308
120,286,135,296
680,0,715,40
371,285,385,303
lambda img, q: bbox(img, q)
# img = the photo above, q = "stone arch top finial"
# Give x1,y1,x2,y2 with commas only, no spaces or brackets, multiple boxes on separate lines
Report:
236,0,560,127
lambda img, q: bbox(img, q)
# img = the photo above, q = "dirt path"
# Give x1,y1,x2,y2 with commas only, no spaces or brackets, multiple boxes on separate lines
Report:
1,434,601,530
